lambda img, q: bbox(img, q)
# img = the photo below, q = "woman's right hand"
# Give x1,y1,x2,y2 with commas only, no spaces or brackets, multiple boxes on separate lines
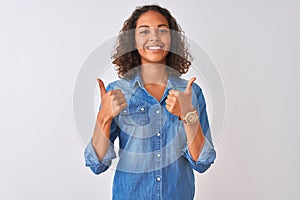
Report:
97,78,127,120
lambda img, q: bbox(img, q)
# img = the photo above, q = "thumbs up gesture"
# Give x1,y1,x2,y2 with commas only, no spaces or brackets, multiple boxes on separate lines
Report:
97,78,127,120
165,77,196,118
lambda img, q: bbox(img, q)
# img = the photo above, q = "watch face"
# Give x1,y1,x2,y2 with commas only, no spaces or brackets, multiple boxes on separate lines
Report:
183,110,199,125
187,113,197,123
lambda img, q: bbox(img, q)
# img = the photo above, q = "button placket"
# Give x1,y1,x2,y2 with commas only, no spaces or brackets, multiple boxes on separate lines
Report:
153,105,163,198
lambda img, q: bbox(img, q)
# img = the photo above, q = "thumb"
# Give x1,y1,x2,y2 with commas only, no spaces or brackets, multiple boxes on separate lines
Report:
185,77,196,93
97,78,107,97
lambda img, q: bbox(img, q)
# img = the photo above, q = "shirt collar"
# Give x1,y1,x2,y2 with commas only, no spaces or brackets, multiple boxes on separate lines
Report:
129,71,143,88
168,75,187,89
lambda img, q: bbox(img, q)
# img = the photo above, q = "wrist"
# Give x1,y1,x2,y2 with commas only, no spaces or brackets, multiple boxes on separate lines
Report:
180,106,195,119
97,110,113,124
96,111,113,139
179,108,199,126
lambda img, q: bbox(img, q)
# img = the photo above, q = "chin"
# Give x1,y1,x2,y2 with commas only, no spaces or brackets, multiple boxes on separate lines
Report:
141,54,169,64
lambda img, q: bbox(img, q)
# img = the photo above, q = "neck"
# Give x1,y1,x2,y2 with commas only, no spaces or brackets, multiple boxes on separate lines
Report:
140,63,168,86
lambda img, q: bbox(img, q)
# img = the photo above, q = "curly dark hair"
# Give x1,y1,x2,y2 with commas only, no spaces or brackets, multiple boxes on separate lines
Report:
112,4,192,77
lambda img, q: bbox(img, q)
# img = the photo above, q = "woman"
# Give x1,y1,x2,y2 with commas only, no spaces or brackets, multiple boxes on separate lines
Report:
84,4,216,200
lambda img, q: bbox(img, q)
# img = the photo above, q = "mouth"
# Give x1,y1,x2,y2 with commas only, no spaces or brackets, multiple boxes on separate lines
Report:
145,45,164,50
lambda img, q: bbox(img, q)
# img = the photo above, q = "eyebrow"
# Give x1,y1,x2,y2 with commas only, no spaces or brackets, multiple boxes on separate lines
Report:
137,24,169,28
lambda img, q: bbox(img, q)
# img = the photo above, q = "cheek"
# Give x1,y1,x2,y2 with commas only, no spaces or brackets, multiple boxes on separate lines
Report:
135,36,146,49
166,40,171,50
162,35,171,50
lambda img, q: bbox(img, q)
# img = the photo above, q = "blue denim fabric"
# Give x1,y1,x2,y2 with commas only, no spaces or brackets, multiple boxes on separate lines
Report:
84,71,216,200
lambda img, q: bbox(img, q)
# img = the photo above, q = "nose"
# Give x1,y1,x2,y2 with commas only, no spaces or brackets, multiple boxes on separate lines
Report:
149,28,159,42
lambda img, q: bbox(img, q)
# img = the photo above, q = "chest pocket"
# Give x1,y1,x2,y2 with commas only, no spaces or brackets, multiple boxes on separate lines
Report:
120,103,150,126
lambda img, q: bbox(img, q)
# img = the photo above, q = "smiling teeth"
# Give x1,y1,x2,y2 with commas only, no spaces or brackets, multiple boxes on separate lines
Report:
148,46,162,50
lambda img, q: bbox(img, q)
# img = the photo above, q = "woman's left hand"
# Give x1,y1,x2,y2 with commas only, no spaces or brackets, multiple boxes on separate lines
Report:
165,77,196,118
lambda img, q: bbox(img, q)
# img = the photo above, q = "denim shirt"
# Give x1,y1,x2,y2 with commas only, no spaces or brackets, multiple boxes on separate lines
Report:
84,71,216,200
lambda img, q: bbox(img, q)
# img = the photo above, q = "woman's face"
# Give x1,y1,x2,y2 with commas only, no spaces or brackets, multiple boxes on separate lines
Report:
135,10,171,65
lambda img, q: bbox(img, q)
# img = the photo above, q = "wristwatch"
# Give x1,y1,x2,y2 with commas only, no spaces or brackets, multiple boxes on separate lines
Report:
181,110,199,125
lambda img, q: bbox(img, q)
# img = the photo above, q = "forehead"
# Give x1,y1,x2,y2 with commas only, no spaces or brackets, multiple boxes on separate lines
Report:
136,10,169,27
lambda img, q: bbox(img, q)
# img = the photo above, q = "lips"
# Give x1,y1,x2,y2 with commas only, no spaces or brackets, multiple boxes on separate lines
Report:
146,45,163,50
144,44,166,52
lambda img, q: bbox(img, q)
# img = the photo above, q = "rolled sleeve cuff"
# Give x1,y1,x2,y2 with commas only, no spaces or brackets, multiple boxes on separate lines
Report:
84,139,116,174
182,138,216,173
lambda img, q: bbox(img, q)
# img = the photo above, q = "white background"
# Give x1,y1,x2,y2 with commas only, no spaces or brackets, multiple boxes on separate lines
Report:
1,0,299,199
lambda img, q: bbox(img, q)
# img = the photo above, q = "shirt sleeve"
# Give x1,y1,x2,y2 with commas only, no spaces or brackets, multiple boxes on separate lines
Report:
181,83,217,173
83,83,120,175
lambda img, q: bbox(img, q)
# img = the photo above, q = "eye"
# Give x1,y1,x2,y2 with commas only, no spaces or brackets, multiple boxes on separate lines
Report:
159,28,169,33
139,29,149,34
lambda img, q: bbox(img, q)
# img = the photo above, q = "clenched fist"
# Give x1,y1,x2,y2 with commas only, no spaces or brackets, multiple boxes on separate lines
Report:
165,77,196,118
97,78,127,120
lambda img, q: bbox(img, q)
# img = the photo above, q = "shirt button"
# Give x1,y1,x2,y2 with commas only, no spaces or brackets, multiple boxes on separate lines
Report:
157,153,161,157
140,107,144,111
156,110,160,114
157,132,161,137
156,177,161,181
123,110,127,113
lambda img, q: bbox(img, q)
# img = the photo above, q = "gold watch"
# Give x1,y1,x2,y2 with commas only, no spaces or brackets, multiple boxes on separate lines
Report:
181,110,199,125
